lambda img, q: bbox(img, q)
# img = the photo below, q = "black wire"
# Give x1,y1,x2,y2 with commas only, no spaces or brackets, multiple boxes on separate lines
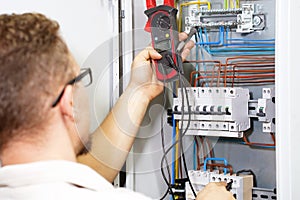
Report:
160,87,175,199
178,72,197,198
160,189,170,200
160,74,176,200
161,86,171,183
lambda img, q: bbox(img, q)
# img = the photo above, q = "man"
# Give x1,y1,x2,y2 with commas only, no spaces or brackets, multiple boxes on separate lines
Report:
0,13,234,199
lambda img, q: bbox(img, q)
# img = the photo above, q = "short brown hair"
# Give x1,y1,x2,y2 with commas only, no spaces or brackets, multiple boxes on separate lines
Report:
0,13,76,150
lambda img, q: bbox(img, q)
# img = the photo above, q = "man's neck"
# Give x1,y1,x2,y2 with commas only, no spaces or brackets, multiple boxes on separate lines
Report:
0,132,76,166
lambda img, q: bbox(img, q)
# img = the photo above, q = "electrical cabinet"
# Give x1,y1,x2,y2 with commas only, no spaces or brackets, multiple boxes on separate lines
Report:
125,0,299,199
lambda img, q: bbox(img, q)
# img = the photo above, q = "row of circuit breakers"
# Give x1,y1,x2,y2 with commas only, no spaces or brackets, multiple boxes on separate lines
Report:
173,87,275,138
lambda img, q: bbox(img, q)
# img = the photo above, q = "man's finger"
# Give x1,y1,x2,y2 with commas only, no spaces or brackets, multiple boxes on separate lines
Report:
184,40,195,51
134,46,162,63
205,182,227,189
179,32,188,41
215,182,227,187
181,40,195,61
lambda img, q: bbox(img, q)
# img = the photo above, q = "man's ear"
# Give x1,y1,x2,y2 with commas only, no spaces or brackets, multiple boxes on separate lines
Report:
59,85,75,121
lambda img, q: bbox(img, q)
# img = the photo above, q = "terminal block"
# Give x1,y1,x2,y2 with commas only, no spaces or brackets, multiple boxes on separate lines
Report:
236,4,265,33
184,3,265,32
186,170,253,200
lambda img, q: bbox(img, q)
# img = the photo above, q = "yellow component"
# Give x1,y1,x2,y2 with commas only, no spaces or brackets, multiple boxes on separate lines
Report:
236,0,240,8
224,0,228,9
230,0,234,9
166,33,170,38
178,1,211,32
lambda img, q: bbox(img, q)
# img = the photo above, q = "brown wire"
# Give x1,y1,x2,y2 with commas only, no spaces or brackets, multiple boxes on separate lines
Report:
189,57,275,87
205,163,234,175
243,132,276,147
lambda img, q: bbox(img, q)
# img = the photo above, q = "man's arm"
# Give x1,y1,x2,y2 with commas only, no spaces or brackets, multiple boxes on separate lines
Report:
78,48,162,182
78,33,194,183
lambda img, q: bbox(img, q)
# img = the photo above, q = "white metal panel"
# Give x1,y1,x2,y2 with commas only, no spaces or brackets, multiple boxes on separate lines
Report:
276,0,300,199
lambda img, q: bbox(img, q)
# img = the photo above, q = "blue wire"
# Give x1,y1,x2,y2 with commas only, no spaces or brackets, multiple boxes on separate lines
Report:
195,34,199,86
227,38,275,42
224,43,275,47
225,26,275,43
224,29,275,46
208,51,275,56
203,158,229,175
196,26,275,55
195,26,224,46
209,47,275,51
193,140,197,170
205,45,274,55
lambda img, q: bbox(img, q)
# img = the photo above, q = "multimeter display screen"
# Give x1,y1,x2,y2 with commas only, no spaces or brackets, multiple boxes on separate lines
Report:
155,39,171,52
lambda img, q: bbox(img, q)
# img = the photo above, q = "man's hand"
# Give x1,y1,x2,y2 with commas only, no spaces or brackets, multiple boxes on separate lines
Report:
127,32,195,101
196,182,236,200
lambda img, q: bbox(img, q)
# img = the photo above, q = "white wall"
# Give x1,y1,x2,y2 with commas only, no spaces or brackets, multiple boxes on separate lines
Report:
0,0,119,130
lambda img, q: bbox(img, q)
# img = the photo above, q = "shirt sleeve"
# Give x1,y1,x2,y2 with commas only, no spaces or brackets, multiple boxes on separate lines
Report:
112,187,155,200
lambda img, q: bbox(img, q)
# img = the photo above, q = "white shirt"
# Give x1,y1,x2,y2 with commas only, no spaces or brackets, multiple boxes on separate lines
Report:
0,160,153,200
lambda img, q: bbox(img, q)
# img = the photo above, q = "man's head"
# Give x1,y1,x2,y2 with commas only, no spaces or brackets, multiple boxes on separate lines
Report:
0,13,90,158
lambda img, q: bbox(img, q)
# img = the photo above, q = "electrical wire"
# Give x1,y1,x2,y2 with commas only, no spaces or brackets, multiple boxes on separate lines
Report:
187,57,275,87
196,26,275,55
206,163,234,175
205,137,215,159
236,0,240,8
171,117,176,186
160,189,170,200
225,27,275,44
175,121,179,180
196,27,224,46
178,72,197,198
195,33,200,86
159,70,175,200
194,137,200,170
200,136,207,166
243,132,276,147
203,157,229,175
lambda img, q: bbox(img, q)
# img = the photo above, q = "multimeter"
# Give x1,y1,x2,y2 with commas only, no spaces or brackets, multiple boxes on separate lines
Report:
145,5,183,82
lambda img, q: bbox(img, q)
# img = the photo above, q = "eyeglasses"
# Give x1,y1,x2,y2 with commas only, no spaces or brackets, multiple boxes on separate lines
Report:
51,68,92,107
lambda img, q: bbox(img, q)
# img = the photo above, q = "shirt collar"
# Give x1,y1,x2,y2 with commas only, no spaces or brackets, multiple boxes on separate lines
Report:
0,160,113,191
